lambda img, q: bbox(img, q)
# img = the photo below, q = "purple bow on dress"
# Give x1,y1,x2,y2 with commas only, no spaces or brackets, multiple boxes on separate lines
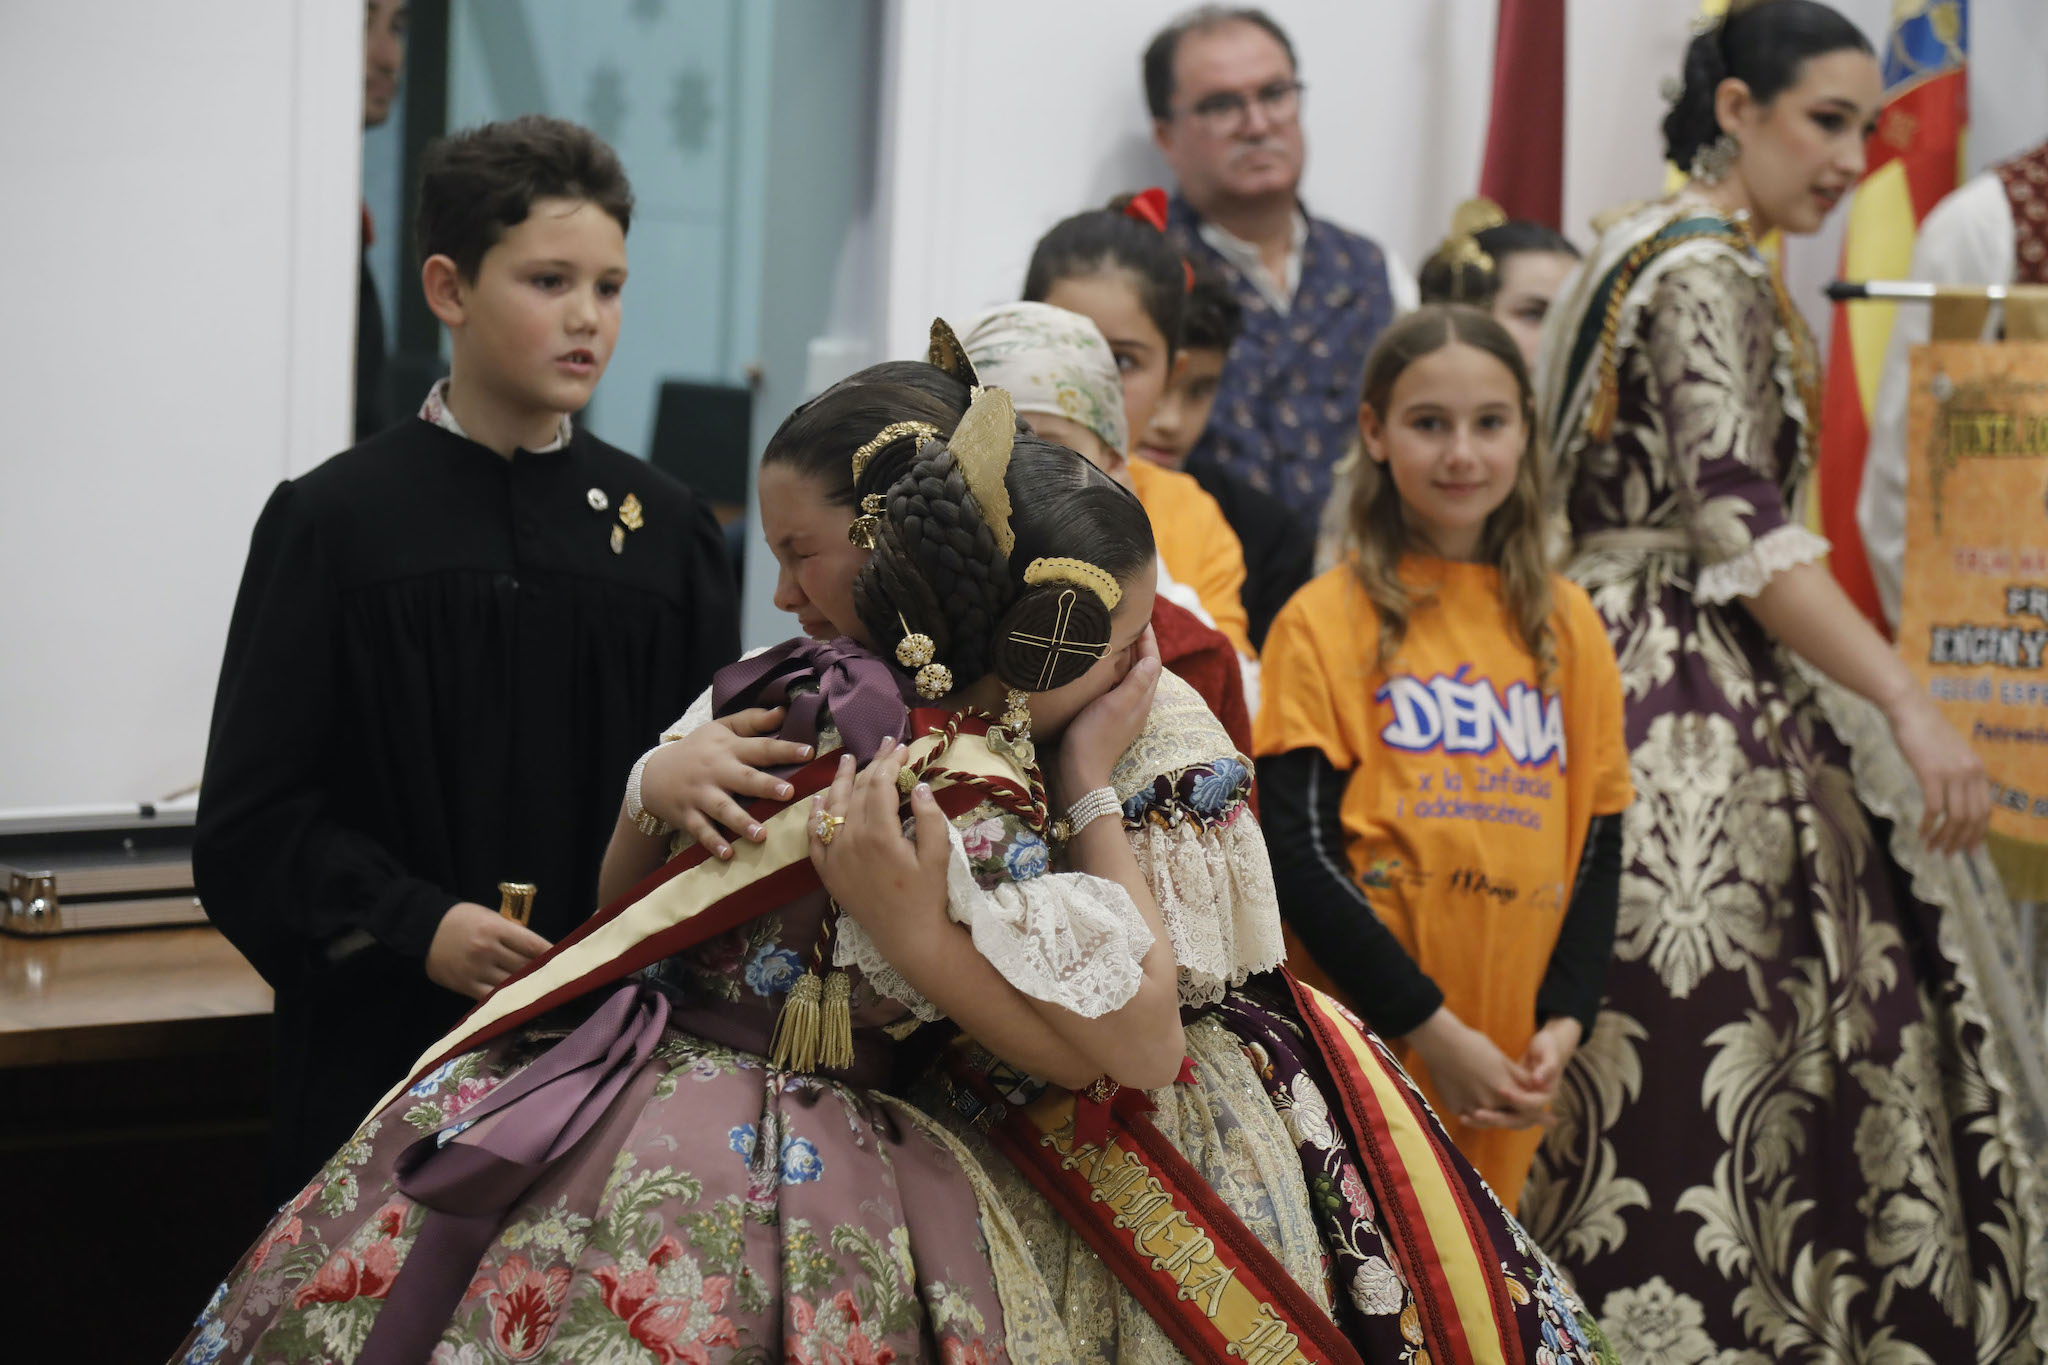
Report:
712,635,916,766
358,984,671,1364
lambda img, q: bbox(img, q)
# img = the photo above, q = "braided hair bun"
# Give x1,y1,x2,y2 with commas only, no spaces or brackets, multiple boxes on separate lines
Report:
991,583,1116,693
851,424,1155,697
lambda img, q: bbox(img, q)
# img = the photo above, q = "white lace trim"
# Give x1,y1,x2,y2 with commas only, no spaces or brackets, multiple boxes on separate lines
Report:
1135,814,1288,1006
1694,523,1830,605
834,824,1155,1022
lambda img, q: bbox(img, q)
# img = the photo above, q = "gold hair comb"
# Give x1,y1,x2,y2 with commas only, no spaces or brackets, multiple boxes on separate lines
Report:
850,421,940,482
1023,557,1122,611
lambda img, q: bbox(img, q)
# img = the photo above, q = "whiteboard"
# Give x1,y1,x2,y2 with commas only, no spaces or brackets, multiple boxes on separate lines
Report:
0,0,361,815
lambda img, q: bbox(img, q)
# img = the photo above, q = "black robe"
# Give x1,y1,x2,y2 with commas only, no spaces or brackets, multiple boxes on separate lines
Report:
195,417,739,1197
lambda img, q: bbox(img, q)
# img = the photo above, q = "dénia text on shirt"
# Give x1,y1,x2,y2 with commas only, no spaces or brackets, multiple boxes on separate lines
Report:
1374,665,1566,771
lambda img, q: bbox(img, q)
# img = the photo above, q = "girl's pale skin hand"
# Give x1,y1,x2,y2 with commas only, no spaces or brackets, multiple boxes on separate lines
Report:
1742,561,1990,857
804,739,946,934
1517,1015,1584,1099
1405,1007,1554,1131
642,705,814,859
1052,626,1161,802
1884,691,1992,856
805,737,1187,1090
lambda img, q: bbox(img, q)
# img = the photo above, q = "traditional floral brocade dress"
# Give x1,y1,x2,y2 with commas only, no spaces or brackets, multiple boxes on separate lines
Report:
1526,194,2048,1363
170,708,1073,1363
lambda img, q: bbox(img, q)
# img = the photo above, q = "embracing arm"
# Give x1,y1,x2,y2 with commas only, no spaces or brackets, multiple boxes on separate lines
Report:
813,744,1184,1091
843,853,1111,1091
596,700,816,904
1026,800,1186,1089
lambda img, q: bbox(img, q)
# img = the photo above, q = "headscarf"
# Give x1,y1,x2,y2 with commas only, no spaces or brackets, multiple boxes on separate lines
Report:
957,301,1129,458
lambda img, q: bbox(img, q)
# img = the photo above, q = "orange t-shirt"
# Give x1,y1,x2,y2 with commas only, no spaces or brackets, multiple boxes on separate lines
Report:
1254,557,1632,1204
1128,458,1253,658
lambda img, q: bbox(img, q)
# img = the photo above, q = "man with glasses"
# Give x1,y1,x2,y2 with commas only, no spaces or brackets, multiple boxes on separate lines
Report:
1148,6,1416,520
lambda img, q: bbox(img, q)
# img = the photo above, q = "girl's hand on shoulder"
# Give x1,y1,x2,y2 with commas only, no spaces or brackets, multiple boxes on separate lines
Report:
1886,692,1992,856
1405,1007,1553,1131
641,706,814,859
1055,626,1162,797
807,739,951,944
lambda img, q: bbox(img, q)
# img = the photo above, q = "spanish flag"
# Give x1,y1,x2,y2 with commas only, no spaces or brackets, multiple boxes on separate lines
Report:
1818,1,1969,629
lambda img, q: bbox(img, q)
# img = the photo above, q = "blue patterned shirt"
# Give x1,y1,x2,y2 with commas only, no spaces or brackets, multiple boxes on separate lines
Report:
1168,195,1402,520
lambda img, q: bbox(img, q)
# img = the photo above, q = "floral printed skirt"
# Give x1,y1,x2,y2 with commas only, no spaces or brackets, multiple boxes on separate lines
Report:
171,998,1061,1364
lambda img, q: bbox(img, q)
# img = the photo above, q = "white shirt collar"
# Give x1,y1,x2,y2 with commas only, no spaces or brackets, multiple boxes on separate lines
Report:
1197,209,1309,314
418,378,573,453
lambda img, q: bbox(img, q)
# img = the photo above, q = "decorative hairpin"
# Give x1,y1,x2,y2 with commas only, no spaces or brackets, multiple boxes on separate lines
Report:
848,493,887,549
895,613,952,699
1430,197,1508,303
850,421,939,482
928,318,981,387
947,387,1017,556
1023,557,1122,611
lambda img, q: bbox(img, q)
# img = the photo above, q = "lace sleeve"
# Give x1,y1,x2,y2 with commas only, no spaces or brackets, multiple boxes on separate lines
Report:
1121,757,1287,1005
831,806,1155,1022
1692,523,1830,604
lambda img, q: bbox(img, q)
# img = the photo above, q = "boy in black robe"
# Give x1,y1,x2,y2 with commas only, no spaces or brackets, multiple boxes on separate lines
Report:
197,115,740,1199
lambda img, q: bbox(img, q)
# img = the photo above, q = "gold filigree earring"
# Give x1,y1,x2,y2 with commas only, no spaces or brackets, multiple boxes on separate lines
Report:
848,494,886,549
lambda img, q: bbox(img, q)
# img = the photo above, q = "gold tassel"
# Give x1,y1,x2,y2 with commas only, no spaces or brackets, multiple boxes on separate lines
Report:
818,970,855,1072
769,972,823,1072
1586,373,1619,443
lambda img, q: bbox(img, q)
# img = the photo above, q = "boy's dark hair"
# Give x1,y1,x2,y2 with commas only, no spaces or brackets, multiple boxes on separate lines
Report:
1142,6,1297,121
417,115,635,281
1183,267,1243,354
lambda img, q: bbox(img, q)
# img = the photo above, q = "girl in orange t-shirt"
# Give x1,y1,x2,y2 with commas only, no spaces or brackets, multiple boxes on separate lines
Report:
1254,304,1632,1207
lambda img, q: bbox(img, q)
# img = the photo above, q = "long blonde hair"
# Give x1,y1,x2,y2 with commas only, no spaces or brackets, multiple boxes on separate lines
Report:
1349,304,1556,688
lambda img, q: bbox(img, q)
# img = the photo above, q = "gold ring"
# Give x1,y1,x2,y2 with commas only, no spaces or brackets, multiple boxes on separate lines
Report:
816,812,846,845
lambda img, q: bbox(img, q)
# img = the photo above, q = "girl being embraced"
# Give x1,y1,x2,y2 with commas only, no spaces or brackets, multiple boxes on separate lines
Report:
623,346,1619,1364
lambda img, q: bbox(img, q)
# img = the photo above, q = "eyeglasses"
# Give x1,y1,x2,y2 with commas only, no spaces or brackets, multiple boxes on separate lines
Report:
1178,80,1305,134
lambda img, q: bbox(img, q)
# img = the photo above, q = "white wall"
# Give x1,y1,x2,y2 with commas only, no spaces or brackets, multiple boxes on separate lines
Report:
875,0,1500,364
876,0,2048,373
0,0,361,814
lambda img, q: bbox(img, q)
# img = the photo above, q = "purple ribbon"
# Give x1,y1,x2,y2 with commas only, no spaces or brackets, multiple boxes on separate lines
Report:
712,635,915,767
358,984,670,1365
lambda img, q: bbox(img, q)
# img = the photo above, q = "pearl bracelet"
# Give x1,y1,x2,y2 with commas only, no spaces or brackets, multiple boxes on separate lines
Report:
1062,786,1122,842
625,744,670,838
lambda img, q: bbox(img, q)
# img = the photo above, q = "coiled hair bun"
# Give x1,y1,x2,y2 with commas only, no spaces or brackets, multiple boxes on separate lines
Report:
1660,0,1872,170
